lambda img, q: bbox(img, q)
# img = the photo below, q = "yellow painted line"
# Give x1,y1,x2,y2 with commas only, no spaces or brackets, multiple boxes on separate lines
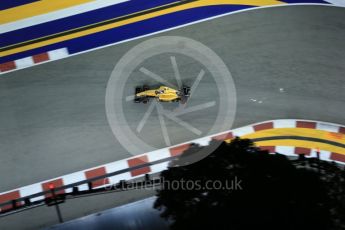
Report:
241,128,345,145
0,0,283,57
222,127,345,154
0,0,93,24
0,0,182,55
254,139,345,154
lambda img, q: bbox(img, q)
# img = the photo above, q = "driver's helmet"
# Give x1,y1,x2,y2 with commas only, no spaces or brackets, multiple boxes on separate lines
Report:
155,89,164,94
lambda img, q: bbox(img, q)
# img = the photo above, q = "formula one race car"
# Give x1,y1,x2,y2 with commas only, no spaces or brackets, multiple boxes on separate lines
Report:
134,85,190,103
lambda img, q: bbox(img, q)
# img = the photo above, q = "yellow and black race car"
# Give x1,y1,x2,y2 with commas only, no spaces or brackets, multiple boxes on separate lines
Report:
134,85,190,103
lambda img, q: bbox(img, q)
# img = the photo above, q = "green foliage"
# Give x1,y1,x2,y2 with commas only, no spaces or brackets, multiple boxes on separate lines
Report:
154,138,344,230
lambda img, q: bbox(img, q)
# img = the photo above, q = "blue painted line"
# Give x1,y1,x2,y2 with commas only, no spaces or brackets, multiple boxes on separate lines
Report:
0,0,177,48
0,1,332,64
0,5,252,63
68,5,253,55
0,0,38,10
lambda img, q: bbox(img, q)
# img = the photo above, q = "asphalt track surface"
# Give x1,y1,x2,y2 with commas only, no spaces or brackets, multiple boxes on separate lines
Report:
1,5,345,197
1,4,345,230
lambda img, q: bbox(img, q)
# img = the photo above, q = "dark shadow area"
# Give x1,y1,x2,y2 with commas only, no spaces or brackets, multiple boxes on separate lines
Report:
155,138,345,230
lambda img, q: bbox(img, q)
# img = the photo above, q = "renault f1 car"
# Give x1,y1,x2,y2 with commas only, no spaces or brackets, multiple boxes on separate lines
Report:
134,85,190,103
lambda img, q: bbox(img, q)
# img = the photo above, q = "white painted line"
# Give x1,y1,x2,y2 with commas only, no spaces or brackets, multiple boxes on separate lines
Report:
232,126,255,137
2,119,345,203
150,162,169,174
0,0,130,34
193,136,212,146
325,0,345,7
62,172,88,193
316,122,340,133
276,146,295,156
146,149,171,162
105,159,129,173
20,184,44,203
1,3,342,75
48,48,69,60
15,57,34,69
311,149,332,161
273,120,296,128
